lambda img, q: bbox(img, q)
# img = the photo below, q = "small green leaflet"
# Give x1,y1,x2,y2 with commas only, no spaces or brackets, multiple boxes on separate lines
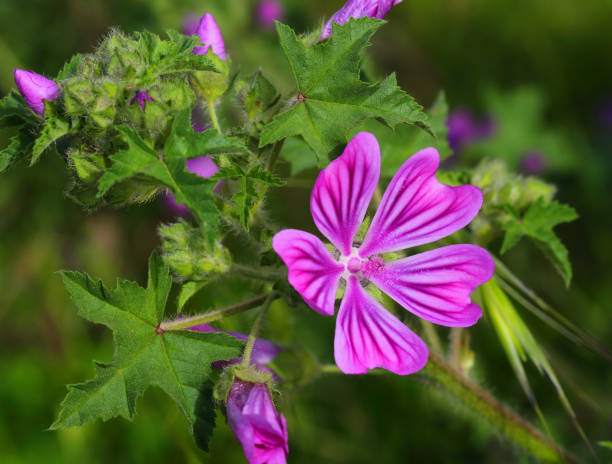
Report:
260,18,429,165
0,90,39,127
51,252,243,451
30,114,71,165
97,108,249,242
216,163,285,230
0,128,35,173
599,441,612,451
501,198,578,286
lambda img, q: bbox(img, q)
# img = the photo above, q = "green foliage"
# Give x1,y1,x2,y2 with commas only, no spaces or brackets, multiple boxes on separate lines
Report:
51,252,244,451
0,90,38,126
160,219,232,282
236,70,281,124
260,18,428,165
30,113,70,165
501,199,578,287
216,162,285,230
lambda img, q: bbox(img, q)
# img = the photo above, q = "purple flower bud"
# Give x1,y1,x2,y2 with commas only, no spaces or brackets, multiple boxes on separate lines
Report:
129,91,155,111
520,151,547,175
182,13,201,36
13,69,60,117
256,0,285,29
446,108,496,155
163,156,220,216
321,0,403,40
193,13,227,60
226,381,289,464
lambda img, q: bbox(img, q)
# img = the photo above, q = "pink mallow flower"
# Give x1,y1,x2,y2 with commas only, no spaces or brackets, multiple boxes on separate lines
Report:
164,156,220,216
188,324,288,464
193,13,227,60
13,69,60,117
256,0,285,29
273,132,494,375
130,91,155,111
321,0,403,40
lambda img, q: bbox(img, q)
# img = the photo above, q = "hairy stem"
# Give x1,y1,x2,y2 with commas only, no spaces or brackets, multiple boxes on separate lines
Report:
232,264,286,282
424,352,579,463
449,327,463,370
160,294,267,331
242,292,277,366
207,97,222,133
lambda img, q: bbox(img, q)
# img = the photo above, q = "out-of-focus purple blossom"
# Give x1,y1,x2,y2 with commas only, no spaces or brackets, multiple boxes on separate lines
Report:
596,98,612,130
193,13,227,60
130,91,155,111
163,156,220,216
226,381,289,464
256,0,285,29
446,108,496,155
13,69,60,117
182,13,201,36
520,151,547,175
188,323,282,365
321,0,403,40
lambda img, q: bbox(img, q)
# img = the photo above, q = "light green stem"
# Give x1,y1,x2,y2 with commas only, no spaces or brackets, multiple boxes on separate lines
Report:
241,292,277,366
160,294,267,331
207,98,222,133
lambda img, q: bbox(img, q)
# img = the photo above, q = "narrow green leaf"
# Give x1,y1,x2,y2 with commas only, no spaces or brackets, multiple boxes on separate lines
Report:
501,198,578,286
599,441,612,451
260,19,429,165
51,252,243,451
177,281,207,313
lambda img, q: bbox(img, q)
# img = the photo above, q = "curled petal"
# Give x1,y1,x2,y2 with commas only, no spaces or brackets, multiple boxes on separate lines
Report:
193,13,227,60
334,276,428,375
370,245,494,327
359,147,482,257
311,132,380,257
273,230,344,316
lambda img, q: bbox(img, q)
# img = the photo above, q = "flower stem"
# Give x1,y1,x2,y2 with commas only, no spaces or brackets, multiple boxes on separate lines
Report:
207,97,222,133
241,292,277,366
319,353,577,463
232,264,286,282
449,327,463,370
160,294,267,331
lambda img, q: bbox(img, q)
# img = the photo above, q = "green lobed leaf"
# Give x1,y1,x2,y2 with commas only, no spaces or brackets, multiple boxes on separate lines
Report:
51,252,243,451
501,198,578,286
0,128,35,173
163,107,250,158
216,163,285,229
260,18,429,165
30,114,71,165
0,90,39,127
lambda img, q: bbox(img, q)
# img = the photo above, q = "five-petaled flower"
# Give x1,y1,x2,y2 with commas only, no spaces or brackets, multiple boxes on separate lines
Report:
188,324,288,464
273,132,494,375
129,91,155,111
321,0,404,40
14,69,60,117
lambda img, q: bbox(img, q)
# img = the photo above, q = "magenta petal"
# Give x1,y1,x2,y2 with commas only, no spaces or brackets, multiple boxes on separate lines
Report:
334,276,428,375
310,132,380,257
14,69,60,116
186,156,219,178
359,147,483,257
321,0,401,40
370,245,494,327
273,230,344,316
193,13,227,60
227,382,289,464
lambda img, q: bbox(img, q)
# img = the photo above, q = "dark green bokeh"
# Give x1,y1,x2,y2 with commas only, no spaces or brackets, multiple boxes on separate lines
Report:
1,0,611,462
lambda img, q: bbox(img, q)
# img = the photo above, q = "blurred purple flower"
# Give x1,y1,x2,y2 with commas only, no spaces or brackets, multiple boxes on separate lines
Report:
596,98,612,130
446,108,496,155
256,0,285,29
182,13,201,36
187,323,282,365
193,13,227,60
321,0,403,40
163,156,220,216
130,91,155,111
227,381,289,464
13,69,60,117
520,151,547,175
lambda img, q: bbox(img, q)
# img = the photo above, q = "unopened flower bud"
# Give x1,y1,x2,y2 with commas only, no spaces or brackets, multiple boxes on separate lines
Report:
193,13,227,60
14,69,60,116
321,0,403,40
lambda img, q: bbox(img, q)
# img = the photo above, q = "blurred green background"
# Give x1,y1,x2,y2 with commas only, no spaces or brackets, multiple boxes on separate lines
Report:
1,0,611,462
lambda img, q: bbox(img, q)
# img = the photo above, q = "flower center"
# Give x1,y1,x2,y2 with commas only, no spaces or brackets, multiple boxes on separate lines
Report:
346,257,362,274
